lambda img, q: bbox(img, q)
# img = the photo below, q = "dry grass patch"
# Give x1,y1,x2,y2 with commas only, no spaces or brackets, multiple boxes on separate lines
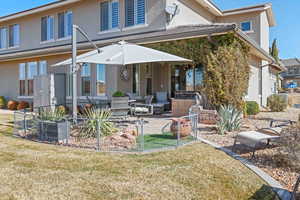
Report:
0,114,277,200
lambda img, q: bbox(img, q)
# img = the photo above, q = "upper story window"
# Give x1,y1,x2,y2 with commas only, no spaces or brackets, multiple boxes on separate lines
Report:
58,11,73,39
240,21,252,32
0,27,7,49
41,16,54,42
125,0,145,27
9,24,20,47
100,0,120,31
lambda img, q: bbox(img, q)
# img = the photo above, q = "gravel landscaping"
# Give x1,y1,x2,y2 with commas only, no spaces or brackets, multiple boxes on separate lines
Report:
200,108,300,194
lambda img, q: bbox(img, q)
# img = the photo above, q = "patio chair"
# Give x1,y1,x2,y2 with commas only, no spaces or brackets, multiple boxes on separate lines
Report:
156,92,170,110
110,97,130,120
233,119,295,159
131,95,154,116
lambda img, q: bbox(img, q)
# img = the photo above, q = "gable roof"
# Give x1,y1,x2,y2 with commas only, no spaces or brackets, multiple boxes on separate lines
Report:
281,58,300,67
222,3,276,27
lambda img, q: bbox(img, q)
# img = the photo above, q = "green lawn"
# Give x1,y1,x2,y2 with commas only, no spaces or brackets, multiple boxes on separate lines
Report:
137,132,195,151
0,114,278,200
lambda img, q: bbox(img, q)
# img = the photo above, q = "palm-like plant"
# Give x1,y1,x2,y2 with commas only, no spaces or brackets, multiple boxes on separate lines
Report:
38,108,66,122
217,105,242,135
79,108,116,138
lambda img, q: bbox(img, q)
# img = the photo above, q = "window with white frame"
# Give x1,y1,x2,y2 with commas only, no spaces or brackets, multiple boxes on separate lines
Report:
9,24,20,47
58,11,73,39
41,16,54,42
81,63,91,96
240,21,252,32
96,64,106,95
19,63,26,96
27,62,38,96
125,0,145,27
18,61,47,96
39,61,47,75
0,27,7,49
100,0,120,31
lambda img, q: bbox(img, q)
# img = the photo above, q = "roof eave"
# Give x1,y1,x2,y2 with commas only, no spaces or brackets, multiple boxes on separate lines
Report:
0,0,81,23
235,28,275,63
223,3,276,27
195,0,223,16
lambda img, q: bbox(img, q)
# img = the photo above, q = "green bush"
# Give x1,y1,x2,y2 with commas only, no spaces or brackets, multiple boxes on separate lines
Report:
267,95,287,112
0,96,6,109
112,91,125,97
217,105,242,135
245,101,260,115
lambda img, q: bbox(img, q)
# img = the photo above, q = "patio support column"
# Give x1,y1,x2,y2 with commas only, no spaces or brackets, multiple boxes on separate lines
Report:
72,25,77,123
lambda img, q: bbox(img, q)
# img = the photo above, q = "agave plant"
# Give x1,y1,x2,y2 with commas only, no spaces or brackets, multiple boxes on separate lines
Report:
217,105,242,135
38,107,66,122
79,108,116,138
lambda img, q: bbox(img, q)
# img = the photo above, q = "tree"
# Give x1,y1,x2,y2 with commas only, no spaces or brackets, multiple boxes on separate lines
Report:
270,39,280,63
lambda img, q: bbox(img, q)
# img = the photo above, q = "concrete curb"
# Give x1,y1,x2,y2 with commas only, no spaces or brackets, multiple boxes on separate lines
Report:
198,137,292,200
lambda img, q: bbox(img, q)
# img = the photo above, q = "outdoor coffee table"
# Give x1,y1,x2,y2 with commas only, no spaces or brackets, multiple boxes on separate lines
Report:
152,103,164,115
233,131,280,158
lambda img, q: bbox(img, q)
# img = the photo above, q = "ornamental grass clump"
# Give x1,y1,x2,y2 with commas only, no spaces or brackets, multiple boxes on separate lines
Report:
217,105,242,135
79,108,116,138
38,108,66,122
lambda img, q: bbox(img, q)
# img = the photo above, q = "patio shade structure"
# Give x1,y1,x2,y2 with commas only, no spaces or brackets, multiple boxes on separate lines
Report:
53,39,192,122
53,40,192,66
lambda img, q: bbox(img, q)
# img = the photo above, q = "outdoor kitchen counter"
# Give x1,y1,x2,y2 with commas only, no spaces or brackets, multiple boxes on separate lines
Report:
171,98,196,117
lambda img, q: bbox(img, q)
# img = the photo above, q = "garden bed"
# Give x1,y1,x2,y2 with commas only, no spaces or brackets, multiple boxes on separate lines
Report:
199,117,299,193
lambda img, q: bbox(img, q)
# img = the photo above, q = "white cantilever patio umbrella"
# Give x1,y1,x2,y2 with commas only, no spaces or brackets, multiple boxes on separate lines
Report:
53,41,192,66
53,40,192,122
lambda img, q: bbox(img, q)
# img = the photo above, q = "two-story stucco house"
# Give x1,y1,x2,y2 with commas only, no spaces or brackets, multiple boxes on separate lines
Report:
0,0,283,107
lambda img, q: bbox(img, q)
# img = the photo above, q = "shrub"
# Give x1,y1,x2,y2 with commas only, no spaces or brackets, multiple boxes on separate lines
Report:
7,100,19,110
0,96,6,109
217,105,242,135
17,101,30,110
267,95,287,112
245,101,260,115
277,123,300,170
80,108,116,138
112,91,125,97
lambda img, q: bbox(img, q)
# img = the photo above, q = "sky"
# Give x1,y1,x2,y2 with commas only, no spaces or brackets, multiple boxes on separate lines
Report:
0,0,298,59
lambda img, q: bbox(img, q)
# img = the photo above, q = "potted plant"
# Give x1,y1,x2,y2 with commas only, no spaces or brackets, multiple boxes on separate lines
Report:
111,91,129,108
38,108,70,143
170,118,192,138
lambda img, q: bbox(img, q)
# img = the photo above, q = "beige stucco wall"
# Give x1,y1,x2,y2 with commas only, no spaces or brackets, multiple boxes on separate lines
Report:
246,56,261,104
217,11,261,49
259,11,270,51
166,0,215,28
0,0,166,55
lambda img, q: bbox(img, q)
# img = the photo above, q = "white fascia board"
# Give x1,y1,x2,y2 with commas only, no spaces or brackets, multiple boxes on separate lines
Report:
0,0,81,23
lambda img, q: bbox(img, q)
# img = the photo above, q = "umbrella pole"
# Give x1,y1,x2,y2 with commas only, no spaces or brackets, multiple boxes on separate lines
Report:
72,25,77,123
